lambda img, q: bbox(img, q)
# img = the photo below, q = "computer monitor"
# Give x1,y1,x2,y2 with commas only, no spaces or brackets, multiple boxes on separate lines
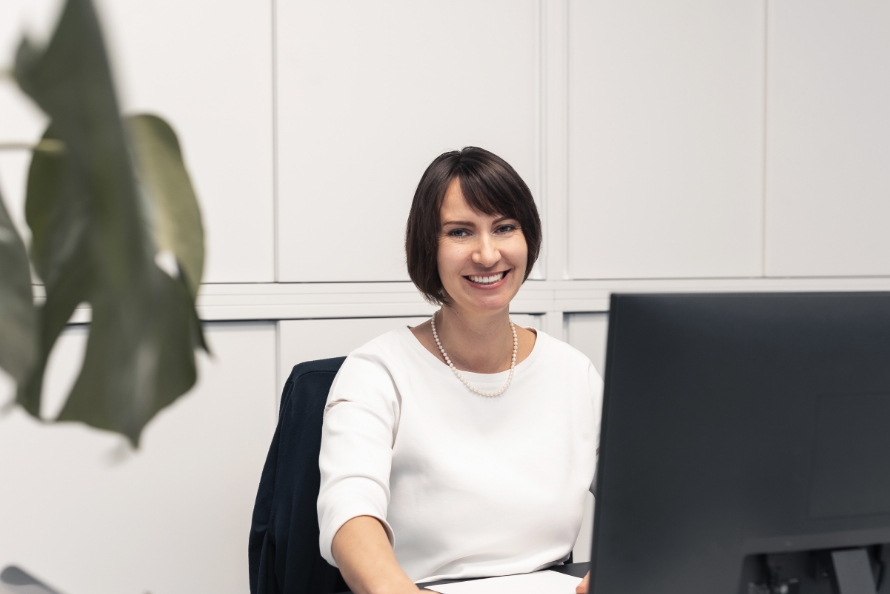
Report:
590,292,890,594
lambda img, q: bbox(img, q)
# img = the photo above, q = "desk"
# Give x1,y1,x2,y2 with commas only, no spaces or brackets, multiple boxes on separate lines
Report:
335,562,590,593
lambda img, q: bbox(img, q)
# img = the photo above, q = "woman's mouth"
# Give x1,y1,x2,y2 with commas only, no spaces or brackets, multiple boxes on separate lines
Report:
464,270,509,288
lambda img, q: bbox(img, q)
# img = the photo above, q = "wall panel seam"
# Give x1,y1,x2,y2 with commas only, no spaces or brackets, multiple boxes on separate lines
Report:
535,0,544,238
543,0,570,282
562,0,570,281
271,0,281,282
761,0,769,278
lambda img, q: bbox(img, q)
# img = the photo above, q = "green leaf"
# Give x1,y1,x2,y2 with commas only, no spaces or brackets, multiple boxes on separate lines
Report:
127,114,205,299
57,267,205,442
15,0,148,292
15,0,207,446
0,186,37,386
18,125,95,417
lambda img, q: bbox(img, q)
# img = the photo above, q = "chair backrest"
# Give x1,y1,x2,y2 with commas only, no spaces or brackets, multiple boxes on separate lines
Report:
249,357,348,594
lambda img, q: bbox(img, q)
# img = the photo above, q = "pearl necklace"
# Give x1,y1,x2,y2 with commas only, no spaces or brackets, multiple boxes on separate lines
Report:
430,310,518,397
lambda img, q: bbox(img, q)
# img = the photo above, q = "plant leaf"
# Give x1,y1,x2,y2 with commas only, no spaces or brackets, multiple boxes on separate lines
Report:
58,267,205,442
18,125,94,417
15,0,207,446
127,114,204,299
15,0,148,292
0,186,36,386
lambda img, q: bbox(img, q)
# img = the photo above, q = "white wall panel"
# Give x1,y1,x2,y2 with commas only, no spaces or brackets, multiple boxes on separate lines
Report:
566,312,608,379
68,0,276,283
764,0,890,276
1,0,275,283
565,312,609,562
0,149,39,246
276,0,539,282
0,322,277,594
279,314,540,393
38,325,89,419
0,369,13,412
568,0,765,279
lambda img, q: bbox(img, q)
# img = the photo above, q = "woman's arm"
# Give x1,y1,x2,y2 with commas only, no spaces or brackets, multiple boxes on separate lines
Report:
332,516,420,594
319,352,415,593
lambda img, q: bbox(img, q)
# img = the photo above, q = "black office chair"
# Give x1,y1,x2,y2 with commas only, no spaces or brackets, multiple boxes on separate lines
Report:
249,357,349,594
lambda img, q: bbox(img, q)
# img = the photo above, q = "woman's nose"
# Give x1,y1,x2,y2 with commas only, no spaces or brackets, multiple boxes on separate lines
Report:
472,235,500,267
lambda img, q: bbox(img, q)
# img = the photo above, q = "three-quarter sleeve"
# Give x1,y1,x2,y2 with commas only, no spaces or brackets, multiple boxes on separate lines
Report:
317,351,401,567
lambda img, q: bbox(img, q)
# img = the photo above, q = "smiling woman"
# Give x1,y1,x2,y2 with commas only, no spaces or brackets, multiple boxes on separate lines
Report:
405,147,541,308
317,148,601,594
436,181,528,314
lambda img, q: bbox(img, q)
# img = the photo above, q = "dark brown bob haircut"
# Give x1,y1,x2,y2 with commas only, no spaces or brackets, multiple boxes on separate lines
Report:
405,147,542,305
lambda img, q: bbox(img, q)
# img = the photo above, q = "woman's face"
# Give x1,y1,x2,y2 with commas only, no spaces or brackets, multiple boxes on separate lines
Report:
437,177,528,315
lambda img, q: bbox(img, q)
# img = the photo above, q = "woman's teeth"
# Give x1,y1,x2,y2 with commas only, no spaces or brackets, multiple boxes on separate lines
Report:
468,272,506,285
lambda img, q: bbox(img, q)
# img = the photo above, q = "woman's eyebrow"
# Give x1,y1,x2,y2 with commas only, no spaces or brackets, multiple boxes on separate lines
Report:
441,220,477,227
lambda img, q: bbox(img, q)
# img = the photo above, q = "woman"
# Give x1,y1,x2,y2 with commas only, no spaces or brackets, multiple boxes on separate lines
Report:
317,147,601,594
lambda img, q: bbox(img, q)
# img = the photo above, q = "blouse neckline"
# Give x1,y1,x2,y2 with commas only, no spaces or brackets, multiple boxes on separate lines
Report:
399,324,545,385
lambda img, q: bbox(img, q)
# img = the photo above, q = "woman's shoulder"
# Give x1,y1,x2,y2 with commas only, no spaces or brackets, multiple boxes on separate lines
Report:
335,327,425,379
327,328,418,404
348,326,417,359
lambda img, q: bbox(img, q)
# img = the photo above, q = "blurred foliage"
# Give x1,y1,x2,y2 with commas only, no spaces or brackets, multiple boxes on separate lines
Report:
0,187,37,387
0,0,207,447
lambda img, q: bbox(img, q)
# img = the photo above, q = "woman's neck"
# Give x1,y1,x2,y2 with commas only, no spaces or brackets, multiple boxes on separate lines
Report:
411,305,537,374
435,305,514,374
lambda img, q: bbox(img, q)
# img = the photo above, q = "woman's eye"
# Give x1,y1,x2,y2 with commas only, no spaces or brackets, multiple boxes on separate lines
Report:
446,228,470,237
496,224,517,233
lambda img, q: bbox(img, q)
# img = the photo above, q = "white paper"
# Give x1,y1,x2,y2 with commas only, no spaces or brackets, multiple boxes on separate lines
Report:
424,570,582,594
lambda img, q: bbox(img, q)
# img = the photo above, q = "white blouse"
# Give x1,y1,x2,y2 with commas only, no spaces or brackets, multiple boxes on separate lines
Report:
317,326,602,583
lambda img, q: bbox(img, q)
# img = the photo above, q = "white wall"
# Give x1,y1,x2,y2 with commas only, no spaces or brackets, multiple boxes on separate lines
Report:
276,0,540,282
2,0,890,591
568,0,765,280
98,0,276,283
764,0,890,276
0,0,275,283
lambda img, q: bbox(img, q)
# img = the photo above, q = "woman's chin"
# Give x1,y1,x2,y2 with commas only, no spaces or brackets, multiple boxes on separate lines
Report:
449,290,516,315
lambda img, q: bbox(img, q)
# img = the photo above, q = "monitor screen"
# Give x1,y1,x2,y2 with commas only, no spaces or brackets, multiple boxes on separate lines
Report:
590,292,890,594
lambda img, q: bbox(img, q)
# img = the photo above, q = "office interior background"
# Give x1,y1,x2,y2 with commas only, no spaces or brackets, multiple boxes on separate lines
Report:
1,0,888,592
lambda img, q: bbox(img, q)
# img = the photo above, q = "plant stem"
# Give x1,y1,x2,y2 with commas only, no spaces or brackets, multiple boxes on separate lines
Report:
0,143,34,151
0,139,65,154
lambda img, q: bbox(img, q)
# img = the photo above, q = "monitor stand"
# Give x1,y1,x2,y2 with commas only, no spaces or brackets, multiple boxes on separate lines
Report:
831,549,878,594
742,545,884,594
